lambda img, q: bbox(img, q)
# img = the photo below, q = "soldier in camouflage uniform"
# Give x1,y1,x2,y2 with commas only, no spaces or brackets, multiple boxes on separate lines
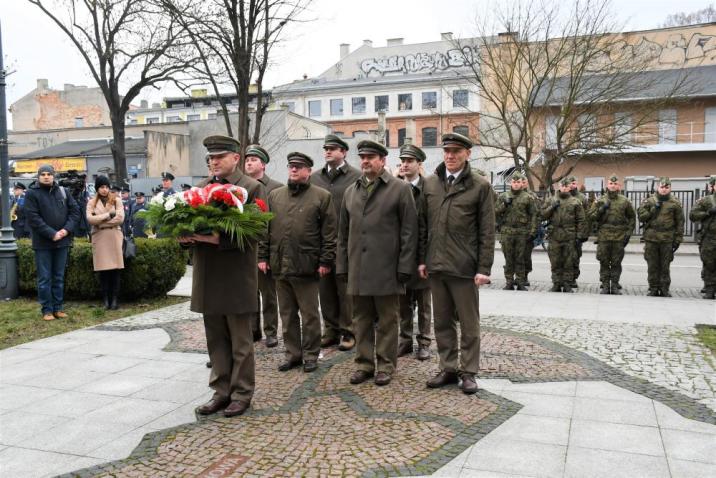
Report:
568,176,590,287
542,178,588,292
689,176,716,299
495,171,538,290
520,175,539,285
587,175,636,295
637,177,684,297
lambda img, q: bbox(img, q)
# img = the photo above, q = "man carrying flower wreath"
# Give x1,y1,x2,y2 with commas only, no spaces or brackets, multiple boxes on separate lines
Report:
179,135,267,418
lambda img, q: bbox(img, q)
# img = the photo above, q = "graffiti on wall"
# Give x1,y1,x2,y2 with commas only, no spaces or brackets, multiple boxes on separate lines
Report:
360,46,476,76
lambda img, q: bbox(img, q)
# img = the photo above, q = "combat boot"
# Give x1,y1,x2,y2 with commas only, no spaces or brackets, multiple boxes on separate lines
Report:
703,289,715,300
515,284,527,291
549,284,562,292
562,285,573,293
503,282,514,290
611,286,622,295
599,283,610,294
661,289,672,298
647,289,659,296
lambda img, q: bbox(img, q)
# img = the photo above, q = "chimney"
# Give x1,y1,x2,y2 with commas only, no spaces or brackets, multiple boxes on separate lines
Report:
140,100,148,109
363,39,373,47
36,79,49,90
340,43,350,59
441,32,453,41
387,37,404,47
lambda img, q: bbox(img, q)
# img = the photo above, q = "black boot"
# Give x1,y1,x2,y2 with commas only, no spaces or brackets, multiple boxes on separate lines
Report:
109,270,120,310
100,272,111,309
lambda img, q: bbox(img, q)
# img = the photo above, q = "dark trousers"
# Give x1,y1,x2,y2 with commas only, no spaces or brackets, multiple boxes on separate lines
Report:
399,288,432,348
644,241,674,291
99,269,121,297
501,234,528,284
597,240,625,286
253,271,279,339
35,247,69,314
353,294,400,374
276,278,321,363
319,271,353,340
548,239,578,286
203,313,255,403
430,275,480,375
701,239,716,291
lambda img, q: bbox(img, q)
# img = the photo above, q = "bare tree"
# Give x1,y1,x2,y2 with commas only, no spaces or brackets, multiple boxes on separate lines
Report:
458,0,690,192
28,0,197,183
661,4,716,27
163,0,310,165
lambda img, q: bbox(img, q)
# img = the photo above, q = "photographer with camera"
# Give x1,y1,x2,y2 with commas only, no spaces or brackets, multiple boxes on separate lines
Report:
57,170,91,239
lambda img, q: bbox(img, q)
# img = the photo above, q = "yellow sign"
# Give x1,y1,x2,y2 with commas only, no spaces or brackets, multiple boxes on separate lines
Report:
14,158,87,174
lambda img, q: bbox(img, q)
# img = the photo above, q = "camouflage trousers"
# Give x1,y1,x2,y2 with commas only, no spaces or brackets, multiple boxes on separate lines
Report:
596,240,626,287
700,238,716,291
548,239,578,286
524,236,534,274
644,241,674,292
501,234,528,285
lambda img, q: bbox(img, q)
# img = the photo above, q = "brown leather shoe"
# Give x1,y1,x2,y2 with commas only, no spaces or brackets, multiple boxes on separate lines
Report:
196,398,230,415
265,336,279,348
42,313,56,321
460,373,479,394
321,336,340,348
416,345,430,361
349,370,374,384
374,372,391,386
303,360,318,373
338,335,355,351
277,360,302,372
53,311,68,319
426,370,459,388
397,342,413,357
223,400,250,417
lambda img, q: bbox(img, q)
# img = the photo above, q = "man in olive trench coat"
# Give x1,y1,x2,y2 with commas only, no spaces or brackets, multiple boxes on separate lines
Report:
180,135,266,418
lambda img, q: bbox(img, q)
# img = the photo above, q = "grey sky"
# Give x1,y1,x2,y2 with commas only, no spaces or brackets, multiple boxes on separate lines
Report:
1,0,712,129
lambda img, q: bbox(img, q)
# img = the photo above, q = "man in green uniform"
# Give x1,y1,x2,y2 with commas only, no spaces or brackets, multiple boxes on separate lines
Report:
182,135,265,418
312,134,361,351
337,140,418,386
418,133,495,395
244,144,283,347
690,176,716,299
568,175,590,287
587,175,636,294
637,177,684,297
259,152,336,372
542,178,588,293
397,144,432,361
495,171,538,290
520,175,540,286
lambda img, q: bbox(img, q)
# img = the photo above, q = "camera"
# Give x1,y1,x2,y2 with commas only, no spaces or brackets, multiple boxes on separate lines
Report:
57,169,87,195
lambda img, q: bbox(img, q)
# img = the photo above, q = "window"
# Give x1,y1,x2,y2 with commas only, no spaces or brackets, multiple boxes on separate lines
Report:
545,115,558,148
422,92,437,109
453,125,469,137
146,117,160,124
398,128,407,147
453,89,469,108
658,109,677,144
422,127,437,147
330,98,344,116
375,95,389,112
284,101,296,113
187,114,200,121
705,107,716,143
398,93,412,111
308,100,321,117
74,117,84,128
208,112,217,120
167,116,181,123
127,118,138,125
352,97,366,114
613,112,632,142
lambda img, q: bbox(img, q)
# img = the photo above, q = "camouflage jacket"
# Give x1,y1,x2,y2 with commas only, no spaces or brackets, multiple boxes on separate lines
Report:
495,189,538,236
637,193,684,244
541,194,587,242
689,193,716,244
587,192,635,242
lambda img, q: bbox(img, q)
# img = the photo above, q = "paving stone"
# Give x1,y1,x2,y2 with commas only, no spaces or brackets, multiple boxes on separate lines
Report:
18,416,135,455
572,397,658,426
481,415,570,446
76,374,161,397
0,410,70,446
17,390,120,418
0,447,86,478
463,438,566,477
661,428,716,464
668,458,716,478
564,446,670,478
569,419,664,456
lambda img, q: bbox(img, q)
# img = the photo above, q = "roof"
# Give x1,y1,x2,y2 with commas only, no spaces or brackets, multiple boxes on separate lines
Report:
533,65,716,106
13,137,146,160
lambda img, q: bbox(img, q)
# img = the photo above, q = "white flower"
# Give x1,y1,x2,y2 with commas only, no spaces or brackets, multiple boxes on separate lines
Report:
150,194,165,205
170,192,185,204
164,197,177,211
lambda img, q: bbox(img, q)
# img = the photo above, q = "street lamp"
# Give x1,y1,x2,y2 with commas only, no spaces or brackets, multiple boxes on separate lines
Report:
0,20,19,299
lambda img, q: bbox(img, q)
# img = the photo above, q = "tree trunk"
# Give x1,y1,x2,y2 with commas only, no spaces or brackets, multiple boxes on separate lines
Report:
110,116,128,186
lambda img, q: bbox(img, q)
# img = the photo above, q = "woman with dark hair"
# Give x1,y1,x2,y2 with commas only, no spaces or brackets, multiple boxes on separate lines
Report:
87,176,125,309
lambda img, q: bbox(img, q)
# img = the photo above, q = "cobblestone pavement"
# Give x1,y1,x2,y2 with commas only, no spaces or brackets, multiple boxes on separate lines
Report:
53,306,716,478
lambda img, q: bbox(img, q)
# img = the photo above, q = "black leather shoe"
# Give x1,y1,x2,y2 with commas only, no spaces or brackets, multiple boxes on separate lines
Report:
661,290,672,298
600,287,610,294
196,398,230,415
253,331,262,343
205,361,212,368
460,373,478,394
374,372,392,386
338,335,356,351
611,288,622,295
550,284,562,292
647,289,659,296
426,370,459,388
277,360,302,372
397,342,413,357
303,360,318,373
265,336,279,348
562,286,573,293
321,336,340,348
223,400,250,417
515,284,527,291
524,280,530,286
416,345,430,361
503,283,514,290
349,370,374,384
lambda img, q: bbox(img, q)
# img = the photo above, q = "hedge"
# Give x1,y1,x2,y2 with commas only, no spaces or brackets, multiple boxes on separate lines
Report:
17,238,188,300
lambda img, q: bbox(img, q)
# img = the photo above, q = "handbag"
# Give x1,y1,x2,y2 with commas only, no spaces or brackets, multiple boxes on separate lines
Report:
123,236,137,260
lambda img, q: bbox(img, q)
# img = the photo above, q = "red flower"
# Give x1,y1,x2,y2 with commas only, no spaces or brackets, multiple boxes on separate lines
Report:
255,199,268,213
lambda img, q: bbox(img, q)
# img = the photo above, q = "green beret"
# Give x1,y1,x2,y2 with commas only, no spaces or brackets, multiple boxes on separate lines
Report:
560,177,571,186
708,175,716,186
203,135,241,156
246,144,270,164
511,171,525,180
399,144,426,162
287,151,314,167
607,174,619,182
567,175,576,182
323,134,349,151
357,140,388,157
441,132,473,149
658,176,671,186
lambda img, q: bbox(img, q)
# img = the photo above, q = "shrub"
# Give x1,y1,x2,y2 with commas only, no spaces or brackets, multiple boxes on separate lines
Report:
17,238,188,300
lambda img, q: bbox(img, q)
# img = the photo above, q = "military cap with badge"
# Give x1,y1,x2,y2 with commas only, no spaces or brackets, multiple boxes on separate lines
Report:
441,132,473,150
287,152,314,168
356,139,388,157
399,144,426,162
323,134,349,151
203,135,241,162
246,144,270,164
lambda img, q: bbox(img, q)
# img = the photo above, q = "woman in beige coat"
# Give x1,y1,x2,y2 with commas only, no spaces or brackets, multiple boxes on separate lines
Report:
87,175,125,309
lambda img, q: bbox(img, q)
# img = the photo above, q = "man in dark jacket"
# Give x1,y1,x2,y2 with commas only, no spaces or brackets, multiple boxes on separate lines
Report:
418,133,495,394
337,139,418,387
397,144,432,361
259,152,336,373
245,144,283,347
312,134,361,351
128,192,148,238
24,164,80,321
11,182,30,239
179,135,266,418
